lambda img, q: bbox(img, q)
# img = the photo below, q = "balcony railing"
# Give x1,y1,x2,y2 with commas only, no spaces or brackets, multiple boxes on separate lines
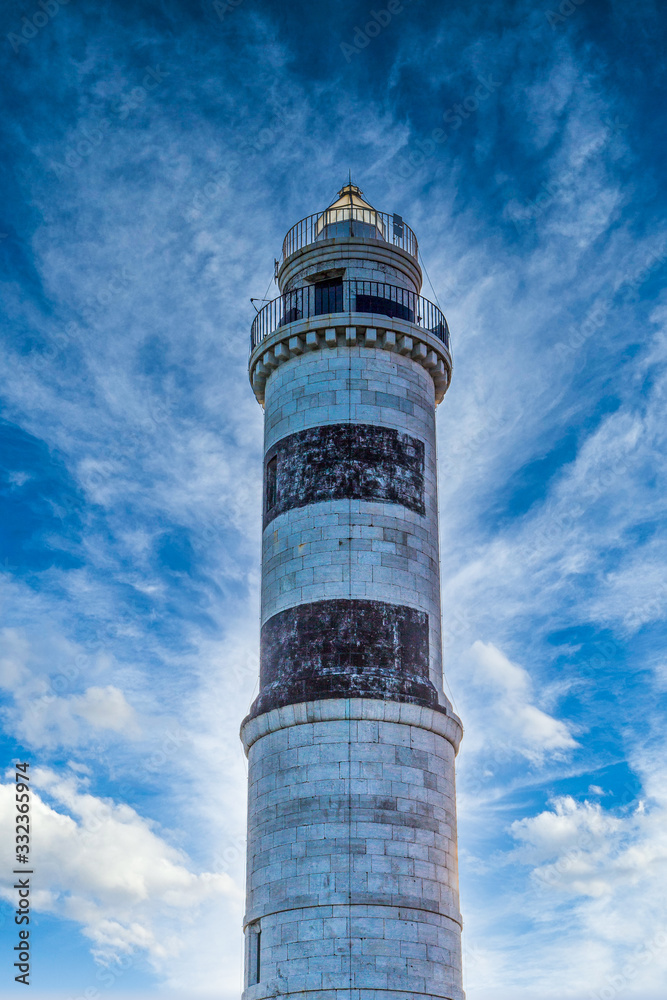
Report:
250,279,449,354
281,208,418,263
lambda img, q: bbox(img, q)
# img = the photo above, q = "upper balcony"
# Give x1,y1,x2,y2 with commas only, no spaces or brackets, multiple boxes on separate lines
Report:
281,206,418,265
249,184,450,407
250,279,449,354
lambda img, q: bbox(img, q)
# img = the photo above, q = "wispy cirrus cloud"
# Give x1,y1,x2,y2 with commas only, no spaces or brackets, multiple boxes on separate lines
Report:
0,0,666,997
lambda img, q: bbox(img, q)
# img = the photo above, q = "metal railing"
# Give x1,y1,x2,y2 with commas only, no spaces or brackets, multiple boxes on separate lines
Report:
281,208,418,262
250,279,449,353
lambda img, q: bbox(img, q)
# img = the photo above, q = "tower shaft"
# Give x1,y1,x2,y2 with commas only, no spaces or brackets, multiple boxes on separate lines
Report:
241,185,464,1000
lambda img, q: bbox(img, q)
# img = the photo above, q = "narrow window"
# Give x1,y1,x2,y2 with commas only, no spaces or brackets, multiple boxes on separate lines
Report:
246,922,261,986
266,456,277,513
314,278,343,316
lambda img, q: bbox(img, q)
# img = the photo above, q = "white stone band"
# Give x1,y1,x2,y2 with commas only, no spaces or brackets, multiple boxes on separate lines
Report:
240,697,464,756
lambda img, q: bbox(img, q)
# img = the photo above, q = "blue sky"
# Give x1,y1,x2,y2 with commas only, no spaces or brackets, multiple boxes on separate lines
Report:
0,0,666,996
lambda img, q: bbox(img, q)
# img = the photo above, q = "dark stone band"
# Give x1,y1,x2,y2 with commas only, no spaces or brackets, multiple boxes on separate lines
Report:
247,598,440,720
263,423,425,527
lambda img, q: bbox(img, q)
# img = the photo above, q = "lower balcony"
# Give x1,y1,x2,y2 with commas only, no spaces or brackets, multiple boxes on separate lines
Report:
250,279,450,354
248,309,453,409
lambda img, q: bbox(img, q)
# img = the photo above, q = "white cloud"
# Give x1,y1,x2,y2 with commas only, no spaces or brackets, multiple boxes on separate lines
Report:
510,795,624,879
0,629,29,688
0,768,243,992
459,640,578,762
589,784,608,796
0,627,140,747
498,785,667,998
70,685,140,734
7,470,30,487
0,7,664,998
461,712,667,998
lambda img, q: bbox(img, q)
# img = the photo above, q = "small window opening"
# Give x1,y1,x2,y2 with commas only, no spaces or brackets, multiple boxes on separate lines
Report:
314,278,343,316
266,456,277,512
247,922,261,986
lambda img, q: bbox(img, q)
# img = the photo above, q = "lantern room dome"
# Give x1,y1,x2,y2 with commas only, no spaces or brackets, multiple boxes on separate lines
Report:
314,181,387,242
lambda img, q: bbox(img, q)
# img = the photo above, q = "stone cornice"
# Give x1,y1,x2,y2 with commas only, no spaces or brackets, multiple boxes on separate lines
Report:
248,314,453,406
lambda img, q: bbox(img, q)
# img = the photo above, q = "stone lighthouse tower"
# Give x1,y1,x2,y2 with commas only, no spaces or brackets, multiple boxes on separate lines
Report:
240,183,464,1000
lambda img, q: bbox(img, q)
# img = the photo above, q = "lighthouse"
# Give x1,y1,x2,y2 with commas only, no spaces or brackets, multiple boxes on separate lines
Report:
240,182,465,1000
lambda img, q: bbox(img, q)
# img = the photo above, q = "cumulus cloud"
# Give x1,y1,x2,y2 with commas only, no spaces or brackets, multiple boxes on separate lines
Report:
510,795,625,884
499,785,667,998
459,640,578,762
0,627,140,747
68,685,140,733
459,743,667,1000
0,768,242,990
